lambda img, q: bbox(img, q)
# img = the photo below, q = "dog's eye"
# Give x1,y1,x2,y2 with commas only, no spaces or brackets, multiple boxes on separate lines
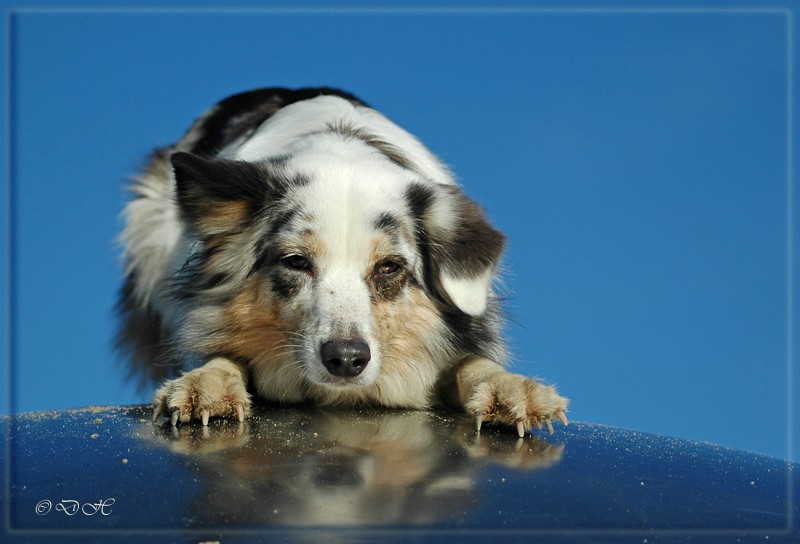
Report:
281,254,312,271
376,260,402,276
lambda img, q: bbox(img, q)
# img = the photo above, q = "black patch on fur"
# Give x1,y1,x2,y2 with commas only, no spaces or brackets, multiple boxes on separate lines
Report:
405,183,435,221
250,232,307,299
188,87,368,157
247,205,303,278
437,187,505,278
442,305,500,358
374,212,400,234
263,155,312,190
270,268,303,299
267,206,301,238
404,182,438,296
250,244,276,277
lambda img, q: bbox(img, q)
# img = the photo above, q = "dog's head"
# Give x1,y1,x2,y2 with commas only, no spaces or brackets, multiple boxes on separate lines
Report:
171,101,504,404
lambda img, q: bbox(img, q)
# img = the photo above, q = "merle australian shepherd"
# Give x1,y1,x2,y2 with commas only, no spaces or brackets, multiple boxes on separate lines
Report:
117,87,568,436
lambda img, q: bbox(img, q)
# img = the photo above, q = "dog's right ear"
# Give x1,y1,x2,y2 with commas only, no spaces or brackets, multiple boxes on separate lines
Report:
407,183,505,316
171,152,269,237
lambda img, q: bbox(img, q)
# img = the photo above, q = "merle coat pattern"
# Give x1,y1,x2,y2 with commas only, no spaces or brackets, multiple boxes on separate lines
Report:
118,87,568,436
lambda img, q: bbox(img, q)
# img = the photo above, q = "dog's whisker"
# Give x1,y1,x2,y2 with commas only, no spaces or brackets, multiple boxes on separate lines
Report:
254,359,306,392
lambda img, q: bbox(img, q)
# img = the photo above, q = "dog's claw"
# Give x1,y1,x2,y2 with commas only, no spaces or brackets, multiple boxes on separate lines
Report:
152,406,162,423
170,411,179,427
557,411,570,427
476,415,483,432
236,404,245,422
516,420,525,438
546,420,554,435
201,410,210,426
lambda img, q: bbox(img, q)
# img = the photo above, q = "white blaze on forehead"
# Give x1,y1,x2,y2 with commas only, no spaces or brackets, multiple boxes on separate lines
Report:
292,141,415,260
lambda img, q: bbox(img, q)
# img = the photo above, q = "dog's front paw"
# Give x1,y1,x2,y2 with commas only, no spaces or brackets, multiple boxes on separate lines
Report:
152,358,252,426
465,372,569,437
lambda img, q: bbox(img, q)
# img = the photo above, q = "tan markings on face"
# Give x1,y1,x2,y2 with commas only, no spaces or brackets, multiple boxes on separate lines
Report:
277,228,324,265
299,229,324,261
213,280,310,404
374,285,446,385
209,279,289,360
198,201,249,236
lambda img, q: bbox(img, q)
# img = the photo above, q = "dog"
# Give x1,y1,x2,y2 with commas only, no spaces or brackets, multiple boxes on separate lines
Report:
117,87,568,437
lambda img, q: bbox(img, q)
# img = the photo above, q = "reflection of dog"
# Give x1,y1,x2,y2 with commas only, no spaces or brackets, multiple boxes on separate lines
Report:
144,408,564,526
118,87,568,435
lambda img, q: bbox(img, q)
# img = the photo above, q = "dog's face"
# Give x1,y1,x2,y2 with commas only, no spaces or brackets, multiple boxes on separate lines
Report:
171,123,503,405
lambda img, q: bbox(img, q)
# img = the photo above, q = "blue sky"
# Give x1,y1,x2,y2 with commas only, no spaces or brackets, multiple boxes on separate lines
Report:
2,1,798,462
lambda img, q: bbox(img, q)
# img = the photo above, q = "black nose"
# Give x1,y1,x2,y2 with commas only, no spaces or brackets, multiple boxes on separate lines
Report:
321,340,371,377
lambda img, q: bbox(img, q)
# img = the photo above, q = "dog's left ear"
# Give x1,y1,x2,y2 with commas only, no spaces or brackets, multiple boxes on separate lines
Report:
409,184,505,316
171,152,269,237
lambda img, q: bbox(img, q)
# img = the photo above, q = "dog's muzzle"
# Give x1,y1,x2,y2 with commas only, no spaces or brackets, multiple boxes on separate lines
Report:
321,339,371,377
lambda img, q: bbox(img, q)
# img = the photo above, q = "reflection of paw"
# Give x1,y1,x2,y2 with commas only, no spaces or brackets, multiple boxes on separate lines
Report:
461,429,565,470
154,420,251,455
465,372,569,437
152,358,251,426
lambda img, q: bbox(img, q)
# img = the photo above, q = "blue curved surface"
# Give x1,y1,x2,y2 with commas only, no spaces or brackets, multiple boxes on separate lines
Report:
2,405,797,543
